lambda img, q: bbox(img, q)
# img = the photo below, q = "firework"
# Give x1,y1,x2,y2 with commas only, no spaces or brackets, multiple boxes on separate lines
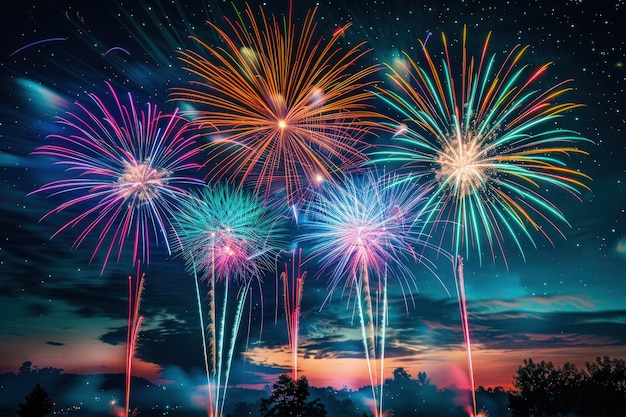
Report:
125,264,145,417
30,82,203,271
372,26,591,265
280,248,306,380
301,173,439,294
171,4,381,205
373,28,591,417
10,37,67,57
173,184,285,417
300,172,440,417
455,256,476,417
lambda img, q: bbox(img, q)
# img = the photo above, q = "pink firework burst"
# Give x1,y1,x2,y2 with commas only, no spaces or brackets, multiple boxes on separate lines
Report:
31,82,204,272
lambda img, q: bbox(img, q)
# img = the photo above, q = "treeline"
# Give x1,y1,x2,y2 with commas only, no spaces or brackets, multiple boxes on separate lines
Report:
234,356,626,417
2,362,510,417
228,368,510,417
509,356,626,417
5,357,626,417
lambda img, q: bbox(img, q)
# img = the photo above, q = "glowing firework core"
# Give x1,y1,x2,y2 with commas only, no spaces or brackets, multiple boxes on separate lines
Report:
118,160,170,203
277,119,287,130
437,137,487,197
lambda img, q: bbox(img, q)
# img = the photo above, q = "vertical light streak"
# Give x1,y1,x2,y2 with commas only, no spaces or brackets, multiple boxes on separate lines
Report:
281,248,306,380
455,256,477,417
190,259,212,415
379,266,388,417
214,275,229,417
219,281,251,417
125,264,145,417
354,264,379,416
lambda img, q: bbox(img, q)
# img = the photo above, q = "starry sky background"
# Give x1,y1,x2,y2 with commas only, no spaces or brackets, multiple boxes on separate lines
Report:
1,0,625,398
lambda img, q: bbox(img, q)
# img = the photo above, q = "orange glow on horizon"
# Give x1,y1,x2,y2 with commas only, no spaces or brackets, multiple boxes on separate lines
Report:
3,326,625,392
241,343,626,392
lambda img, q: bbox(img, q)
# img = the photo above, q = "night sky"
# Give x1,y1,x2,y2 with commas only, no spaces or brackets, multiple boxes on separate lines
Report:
1,0,625,404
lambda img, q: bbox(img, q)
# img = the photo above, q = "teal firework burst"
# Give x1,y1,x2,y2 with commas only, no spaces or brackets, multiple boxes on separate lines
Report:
173,184,285,281
372,27,592,265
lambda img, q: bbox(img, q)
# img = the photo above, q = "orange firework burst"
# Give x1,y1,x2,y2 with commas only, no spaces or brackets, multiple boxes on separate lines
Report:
172,4,381,205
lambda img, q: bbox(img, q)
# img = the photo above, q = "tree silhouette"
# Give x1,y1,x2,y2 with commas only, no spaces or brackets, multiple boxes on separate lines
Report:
384,367,420,413
580,356,626,417
509,358,579,417
16,384,54,417
556,362,584,416
260,374,326,417
16,362,63,377
382,368,447,417
510,357,626,417
18,362,34,375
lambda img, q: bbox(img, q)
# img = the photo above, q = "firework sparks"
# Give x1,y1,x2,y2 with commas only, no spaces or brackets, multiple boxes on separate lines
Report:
455,256,476,417
125,264,145,417
173,184,285,417
173,184,285,281
30,82,204,272
372,26,591,265
300,172,441,417
172,4,381,205
301,173,439,295
280,248,306,380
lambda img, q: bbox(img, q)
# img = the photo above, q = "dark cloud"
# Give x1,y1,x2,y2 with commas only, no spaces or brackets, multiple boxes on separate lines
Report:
27,302,50,317
471,307,626,350
99,327,126,346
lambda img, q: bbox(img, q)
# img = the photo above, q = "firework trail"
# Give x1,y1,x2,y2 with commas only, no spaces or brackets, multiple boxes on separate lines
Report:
30,82,204,272
103,46,131,56
300,172,441,417
372,26,591,266
125,264,145,417
9,37,67,57
280,248,306,380
455,256,476,417
173,184,285,417
171,3,381,206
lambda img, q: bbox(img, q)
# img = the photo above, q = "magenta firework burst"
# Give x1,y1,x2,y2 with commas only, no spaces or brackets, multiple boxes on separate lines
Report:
31,82,204,271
